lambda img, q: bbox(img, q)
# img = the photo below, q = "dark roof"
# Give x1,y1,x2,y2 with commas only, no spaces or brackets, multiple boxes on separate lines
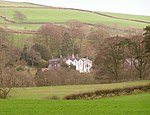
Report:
69,58,80,61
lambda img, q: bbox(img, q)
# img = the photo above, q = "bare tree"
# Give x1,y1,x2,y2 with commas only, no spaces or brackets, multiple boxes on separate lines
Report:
13,11,27,23
0,42,17,99
94,36,125,82
0,67,17,99
87,27,110,52
131,36,148,79
36,24,66,57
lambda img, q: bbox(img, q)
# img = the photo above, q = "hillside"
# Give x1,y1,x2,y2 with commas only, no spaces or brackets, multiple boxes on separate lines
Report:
0,1,150,31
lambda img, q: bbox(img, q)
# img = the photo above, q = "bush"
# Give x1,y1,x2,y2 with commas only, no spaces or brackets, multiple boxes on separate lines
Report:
16,65,25,71
38,59,48,68
64,84,150,100
34,68,97,86
15,71,35,87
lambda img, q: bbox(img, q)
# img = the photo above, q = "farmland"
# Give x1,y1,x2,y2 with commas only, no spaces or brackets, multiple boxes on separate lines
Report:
0,1,150,114
8,33,32,47
0,93,150,115
9,80,150,100
0,7,150,30
1,7,149,23
102,12,150,23
0,80,149,115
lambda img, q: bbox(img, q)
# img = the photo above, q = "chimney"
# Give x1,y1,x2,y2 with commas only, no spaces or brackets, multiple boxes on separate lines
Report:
60,55,62,59
72,54,75,59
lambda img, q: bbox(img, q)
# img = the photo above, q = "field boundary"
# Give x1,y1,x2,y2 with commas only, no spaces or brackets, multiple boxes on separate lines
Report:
3,23,141,35
0,15,141,35
0,3,150,24
64,84,150,100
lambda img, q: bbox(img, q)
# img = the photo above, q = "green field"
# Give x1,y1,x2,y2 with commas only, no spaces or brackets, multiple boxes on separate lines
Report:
8,33,33,47
1,8,140,23
0,17,5,22
1,23,41,30
0,93,150,115
102,12,150,22
9,80,150,100
0,7,149,30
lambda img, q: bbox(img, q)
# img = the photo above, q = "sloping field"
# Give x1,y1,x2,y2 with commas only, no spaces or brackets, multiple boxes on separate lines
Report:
102,12,150,22
0,23,41,30
0,7,149,30
10,80,150,100
0,93,150,115
0,17,5,22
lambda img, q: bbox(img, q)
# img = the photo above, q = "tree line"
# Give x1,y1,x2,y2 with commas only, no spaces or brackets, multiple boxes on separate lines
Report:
94,26,150,82
0,22,149,99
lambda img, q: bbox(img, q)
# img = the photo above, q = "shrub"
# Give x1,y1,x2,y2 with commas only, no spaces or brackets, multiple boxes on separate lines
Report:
64,84,150,100
35,68,97,86
38,59,48,68
16,65,24,71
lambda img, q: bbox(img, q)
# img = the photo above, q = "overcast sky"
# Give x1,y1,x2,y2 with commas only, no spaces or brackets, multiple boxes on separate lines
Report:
3,0,150,16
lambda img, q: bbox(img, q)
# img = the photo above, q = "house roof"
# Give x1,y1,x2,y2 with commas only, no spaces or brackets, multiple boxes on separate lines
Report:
69,57,80,61
80,58,92,64
67,57,92,64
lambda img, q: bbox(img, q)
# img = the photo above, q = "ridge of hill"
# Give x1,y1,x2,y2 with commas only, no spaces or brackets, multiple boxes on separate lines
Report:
0,0,43,7
0,0,150,31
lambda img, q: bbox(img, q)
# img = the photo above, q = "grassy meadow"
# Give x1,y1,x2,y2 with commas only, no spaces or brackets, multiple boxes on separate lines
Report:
0,1,150,115
0,8,149,30
0,17,5,22
8,33,33,47
9,80,150,100
0,23,41,30
102,12,150,22
0,93,150,115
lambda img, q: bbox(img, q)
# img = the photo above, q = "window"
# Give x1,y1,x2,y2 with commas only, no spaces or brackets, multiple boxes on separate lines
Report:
86,64,88,68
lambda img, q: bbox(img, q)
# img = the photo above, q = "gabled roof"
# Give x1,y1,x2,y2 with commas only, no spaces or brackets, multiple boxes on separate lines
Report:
69,58,80,61
67,57,92,64
80,58,92,62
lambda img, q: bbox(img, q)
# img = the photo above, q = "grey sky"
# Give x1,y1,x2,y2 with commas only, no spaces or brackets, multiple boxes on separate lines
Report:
3,0,150,16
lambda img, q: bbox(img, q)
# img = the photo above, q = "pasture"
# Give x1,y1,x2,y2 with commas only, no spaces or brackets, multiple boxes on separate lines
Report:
0,93,150,115
102,12,150,22
7,33,32,47
1,23,41,30
10,80,150,100
0,7,149,30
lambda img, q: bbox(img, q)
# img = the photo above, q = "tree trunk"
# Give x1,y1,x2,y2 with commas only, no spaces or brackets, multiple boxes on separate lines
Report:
114,64,119,82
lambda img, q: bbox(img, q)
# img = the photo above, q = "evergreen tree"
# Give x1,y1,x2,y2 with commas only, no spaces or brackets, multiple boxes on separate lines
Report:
13,11,27,23
61,33,74,56
143,25,150,53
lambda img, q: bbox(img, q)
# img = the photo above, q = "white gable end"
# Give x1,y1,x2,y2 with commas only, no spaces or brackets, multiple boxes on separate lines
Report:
66,59,73,65
66,57,92,73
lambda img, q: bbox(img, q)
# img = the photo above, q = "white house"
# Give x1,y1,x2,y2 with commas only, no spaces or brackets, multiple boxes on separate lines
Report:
66,55,92,73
